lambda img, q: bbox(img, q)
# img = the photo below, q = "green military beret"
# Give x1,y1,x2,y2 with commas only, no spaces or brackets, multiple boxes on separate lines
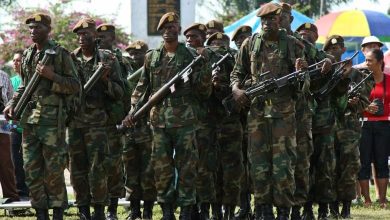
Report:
256,2,282,17
183,23,207,36
25,13,51,27
323,35,344,51
156,12,180,31
205,20,224,32
125,40,149,52
96,23,115,33
280,2,292,14
72,18,96,33
206,32,230,45
296,22,318,34
231,25,252,41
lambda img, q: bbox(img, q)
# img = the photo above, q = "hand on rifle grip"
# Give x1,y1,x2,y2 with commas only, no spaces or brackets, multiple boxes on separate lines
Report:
101,63,112,81
232,86,250,107
295,58,307,71
342,60,353,77
122,113,135,128
3,105,14,121
321,58,333,74
36,62,55,80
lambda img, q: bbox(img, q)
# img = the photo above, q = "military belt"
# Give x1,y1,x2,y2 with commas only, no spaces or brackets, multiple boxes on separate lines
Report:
163,96,190,107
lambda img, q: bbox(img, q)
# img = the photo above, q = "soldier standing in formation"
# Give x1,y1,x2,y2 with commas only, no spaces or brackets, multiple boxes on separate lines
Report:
4,13,80,220
68,18,124,220
123,40,157,220
122,12,212,219
231,3,306,219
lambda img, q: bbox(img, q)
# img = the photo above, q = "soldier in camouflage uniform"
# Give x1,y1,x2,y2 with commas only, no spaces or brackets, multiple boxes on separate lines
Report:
205,20,224,39
279,4,333,219
324,35,373,219
123,40,157,220
122,12,212,220
184,23,217,220
231,25,254,220
206,32,244,219
68,18,124,220
230,3,306,219
4,13,80,220
96,23,131,220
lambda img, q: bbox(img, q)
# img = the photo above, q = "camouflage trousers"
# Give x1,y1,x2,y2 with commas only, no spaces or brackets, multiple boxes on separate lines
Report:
152,125,198,206
334,117,361,201
309,130,336,203
123,138,156,202
105,127,125,198
195,123,217,203
215,117,243,205
67,126,108,206
293,108,313,206
22,124,67,209
239,113,252,196
248,113,297,207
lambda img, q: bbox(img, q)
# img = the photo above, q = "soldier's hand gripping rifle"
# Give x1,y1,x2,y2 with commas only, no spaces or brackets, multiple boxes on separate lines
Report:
212,53,231,75
347,72,373,99
117,55,203,132
12,49,56,120
313,51,359,100
222,60,326,114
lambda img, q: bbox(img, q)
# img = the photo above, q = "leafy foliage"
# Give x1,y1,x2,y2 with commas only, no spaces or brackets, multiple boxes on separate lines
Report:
0,2,131,67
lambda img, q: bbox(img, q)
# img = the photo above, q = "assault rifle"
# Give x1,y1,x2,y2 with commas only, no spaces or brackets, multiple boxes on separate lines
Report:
347,72,372,99
313,51,359,100
12,49,56,120
127,67,144,82
83,64,105,93
116,55,203,132
212,53,231,75
222,60,326,114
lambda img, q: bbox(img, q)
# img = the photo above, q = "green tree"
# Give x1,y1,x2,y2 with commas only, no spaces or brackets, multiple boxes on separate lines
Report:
0,2,131,68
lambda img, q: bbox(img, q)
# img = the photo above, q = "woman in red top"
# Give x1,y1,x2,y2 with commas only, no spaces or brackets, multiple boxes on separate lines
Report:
359,49,390,208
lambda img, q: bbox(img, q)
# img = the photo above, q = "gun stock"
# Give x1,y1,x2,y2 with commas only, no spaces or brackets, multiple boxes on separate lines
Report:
117,55,203,132
13,49,56,120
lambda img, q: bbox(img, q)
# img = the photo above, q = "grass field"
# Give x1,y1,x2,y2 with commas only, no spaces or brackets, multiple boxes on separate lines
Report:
1,186,389,219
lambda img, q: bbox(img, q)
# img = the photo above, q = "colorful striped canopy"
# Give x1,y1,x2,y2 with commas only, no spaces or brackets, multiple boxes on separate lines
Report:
316,10,390,44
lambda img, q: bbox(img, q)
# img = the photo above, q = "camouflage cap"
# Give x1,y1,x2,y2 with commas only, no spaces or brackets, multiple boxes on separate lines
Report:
231,25,252,41
206,32,230,45
96,23,115,33
183,23,207,36
205,20,224,32
296,22,318,34
323,35,344,51
25,13,51,27
156,12,180,31
256,2,282,17
125,40,149,52
72,18,96,33
280,2,292,13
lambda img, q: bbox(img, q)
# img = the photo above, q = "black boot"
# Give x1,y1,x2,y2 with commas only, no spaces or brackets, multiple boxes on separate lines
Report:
318,203,329,220
180,205,192,220
127,199,141,220
329,201,339,219
340,201,351,219
301,202,314,220
191,204,200,220
262,204,274,220
79,206,91,220
143,200,154,220
253,205,262,220
107,198,119,220
161,203,175,220
276,207,290,220
290,206,301,220
35,209,49,220
200,203,210,220
53,207,64,220
92,204,105,220
223,205,235,220
235,192,251,219
211,203,223,220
